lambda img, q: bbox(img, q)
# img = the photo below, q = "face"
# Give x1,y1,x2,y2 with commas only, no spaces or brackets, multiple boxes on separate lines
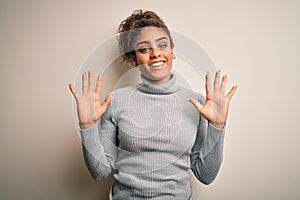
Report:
134,27,174,83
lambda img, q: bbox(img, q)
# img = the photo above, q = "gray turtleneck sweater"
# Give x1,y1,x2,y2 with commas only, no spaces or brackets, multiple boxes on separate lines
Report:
80,74,225,199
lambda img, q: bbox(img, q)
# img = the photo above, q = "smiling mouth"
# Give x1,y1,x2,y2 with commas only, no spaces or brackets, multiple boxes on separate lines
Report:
149,61,165,67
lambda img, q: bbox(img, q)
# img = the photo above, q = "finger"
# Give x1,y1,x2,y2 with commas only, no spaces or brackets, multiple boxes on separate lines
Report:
88,70,94,92
220,75,227,94
82,72,87,93
101,95,113,108
95,74,102,95
214,69,221,92
189,98,204,113
226,85,238,100
205,72,212,99
69,83,80,98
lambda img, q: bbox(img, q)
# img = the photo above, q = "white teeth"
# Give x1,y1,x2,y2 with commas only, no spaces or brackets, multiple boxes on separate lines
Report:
151,62,164,67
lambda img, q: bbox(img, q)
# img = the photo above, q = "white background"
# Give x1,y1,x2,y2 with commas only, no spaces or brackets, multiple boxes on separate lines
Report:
0,0,299,199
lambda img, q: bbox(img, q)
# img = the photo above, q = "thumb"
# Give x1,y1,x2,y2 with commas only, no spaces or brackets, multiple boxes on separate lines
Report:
102,95,113,108
189,98,204,113
99,95,113,116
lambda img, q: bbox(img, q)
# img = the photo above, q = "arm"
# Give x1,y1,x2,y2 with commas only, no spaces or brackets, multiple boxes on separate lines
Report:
80,99,118,181
190,114,225,185
189,70,237,184
68,70,114,181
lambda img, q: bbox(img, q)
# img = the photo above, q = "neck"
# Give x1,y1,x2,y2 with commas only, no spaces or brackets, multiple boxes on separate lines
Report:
137,73,181,94
140,74,171,84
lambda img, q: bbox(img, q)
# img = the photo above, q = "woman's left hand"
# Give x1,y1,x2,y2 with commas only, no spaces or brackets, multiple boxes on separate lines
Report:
189,70,237,129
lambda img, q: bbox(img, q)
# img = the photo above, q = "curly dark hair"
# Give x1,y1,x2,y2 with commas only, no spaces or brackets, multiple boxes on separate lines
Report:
117,9,174,65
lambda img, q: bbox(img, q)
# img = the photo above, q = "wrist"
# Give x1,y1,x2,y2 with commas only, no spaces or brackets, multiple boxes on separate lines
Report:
210,121,225,129
79,121,95,129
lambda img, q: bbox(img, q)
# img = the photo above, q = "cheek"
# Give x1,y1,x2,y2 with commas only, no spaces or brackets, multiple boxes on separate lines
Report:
165,51,174,63
136,54,149,65
164,48,173,57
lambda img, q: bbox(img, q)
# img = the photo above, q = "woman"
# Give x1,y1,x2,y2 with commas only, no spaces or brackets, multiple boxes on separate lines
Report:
69,10,237,200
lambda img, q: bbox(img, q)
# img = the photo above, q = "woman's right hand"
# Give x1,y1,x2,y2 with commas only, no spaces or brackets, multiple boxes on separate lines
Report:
68,70,112,129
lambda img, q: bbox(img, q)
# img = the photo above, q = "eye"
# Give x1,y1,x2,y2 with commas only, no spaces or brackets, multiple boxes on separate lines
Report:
138,47,150,53
159,44,167,49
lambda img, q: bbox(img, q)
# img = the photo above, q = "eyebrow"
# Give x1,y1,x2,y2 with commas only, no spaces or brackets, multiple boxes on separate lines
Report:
135,37,168,47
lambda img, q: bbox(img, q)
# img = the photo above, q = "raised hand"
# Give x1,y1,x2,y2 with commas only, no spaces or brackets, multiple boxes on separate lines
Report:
68,70,112,129
189,70,237,129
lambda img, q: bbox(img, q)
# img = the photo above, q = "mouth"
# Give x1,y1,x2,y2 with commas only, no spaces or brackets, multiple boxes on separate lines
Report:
149,61,165,68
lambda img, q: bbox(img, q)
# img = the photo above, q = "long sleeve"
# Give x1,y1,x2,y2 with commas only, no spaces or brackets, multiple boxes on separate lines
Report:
79,97,118,181
190,95,226,185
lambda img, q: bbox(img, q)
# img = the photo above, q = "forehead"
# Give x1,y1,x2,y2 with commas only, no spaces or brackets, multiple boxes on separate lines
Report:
135,27,169,43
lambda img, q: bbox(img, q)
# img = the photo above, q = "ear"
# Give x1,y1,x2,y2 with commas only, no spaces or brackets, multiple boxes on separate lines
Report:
171,48,175,60
132,55,138,67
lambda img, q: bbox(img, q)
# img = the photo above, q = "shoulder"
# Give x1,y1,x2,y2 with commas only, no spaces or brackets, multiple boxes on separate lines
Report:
103,85,138,118
178,86,206,104
107,85,138,107
110,85,137,98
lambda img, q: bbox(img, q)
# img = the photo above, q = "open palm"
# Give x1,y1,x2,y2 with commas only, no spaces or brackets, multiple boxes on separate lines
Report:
189,70,237,129
69,70,112,129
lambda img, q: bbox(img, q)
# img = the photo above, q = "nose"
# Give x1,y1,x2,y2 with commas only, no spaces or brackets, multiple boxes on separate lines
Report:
150,48,162,58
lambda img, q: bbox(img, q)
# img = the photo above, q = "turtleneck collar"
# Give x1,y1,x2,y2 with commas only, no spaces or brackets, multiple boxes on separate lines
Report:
137,73,181,94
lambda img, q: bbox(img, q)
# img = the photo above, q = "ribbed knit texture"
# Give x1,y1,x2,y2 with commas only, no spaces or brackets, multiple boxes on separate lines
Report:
80,74,225,199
